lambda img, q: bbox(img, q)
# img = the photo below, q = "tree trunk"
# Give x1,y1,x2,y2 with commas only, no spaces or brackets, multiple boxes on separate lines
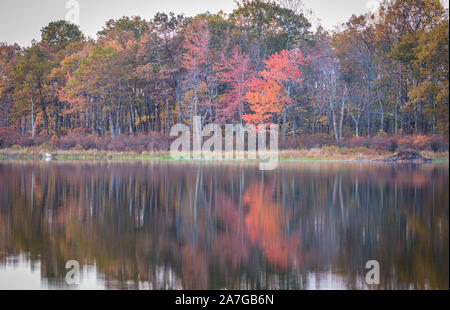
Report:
31,97,35,139
41,98,49,135
166,94,170,133
109,111,115,138
282,108,287,147
339,99,345,140
194,83,199,117
175,76,183,123
332,108,338,142
292,104,296,138
282,86,291,147
115,109,121,137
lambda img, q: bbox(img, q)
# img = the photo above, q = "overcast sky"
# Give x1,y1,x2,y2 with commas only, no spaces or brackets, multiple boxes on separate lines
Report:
1,0,449,47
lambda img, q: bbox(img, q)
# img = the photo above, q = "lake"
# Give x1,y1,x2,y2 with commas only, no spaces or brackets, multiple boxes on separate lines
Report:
0,160,448,290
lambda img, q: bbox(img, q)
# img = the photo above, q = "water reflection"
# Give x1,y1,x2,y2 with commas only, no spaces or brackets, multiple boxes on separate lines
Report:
0,161,448,289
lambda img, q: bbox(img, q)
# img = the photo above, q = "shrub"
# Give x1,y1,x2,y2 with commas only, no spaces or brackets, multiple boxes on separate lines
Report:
336,146,372,155
352,146,372,154
387,137,398,152
107,135,143,152
68,127,89,136
371,136,398,152
321,145,340,154
412,135,429,150
2,128,445,154
315,133,335,147
397,135,431,151
148,133,170,151
284,136,310,150
34,135,51,146
0,127,18,148
79,135,105,150
105,133,170,152
17,136,34,147
37,143,52,151
284,134,335,150
51,134,80,150
372,137,387,151
397,136,414,150
377,129,388,137
45,133,170,152
72,144,84,151
429,135,449,152
346,136,372,148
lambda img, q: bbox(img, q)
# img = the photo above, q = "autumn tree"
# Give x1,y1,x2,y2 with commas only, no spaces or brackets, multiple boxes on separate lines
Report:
303,28,344,141
41,20,84,51
334,14,378,137
65,44,133,137
12,42,53,137
230,0,311,59
409,18,449,133
244,49,306,145
182,19,211,118
215,46,254,123
376,0,446,134
138,13,187,132
0,43,21,128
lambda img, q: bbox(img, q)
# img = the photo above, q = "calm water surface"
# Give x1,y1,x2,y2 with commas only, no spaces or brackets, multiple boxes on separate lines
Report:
0,160,448,289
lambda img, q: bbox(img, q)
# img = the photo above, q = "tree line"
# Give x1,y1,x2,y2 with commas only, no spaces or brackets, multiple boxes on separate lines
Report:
0,0,448,148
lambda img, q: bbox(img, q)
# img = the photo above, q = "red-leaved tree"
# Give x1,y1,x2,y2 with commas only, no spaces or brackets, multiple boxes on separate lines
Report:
244,49,306,144
182,19,210,117
216,47,254,123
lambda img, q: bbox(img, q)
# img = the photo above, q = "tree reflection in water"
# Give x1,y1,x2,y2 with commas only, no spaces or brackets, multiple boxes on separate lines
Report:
0,161,448,289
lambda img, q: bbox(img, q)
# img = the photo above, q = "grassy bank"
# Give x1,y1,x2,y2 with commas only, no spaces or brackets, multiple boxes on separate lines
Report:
1,146,448,162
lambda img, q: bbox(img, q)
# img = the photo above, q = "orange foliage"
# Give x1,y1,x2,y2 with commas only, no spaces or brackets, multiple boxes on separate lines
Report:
215,47,254,122
243,49,306,124
243,183,300,269
412,135,429,149
182,19,209,75
243,77,285,123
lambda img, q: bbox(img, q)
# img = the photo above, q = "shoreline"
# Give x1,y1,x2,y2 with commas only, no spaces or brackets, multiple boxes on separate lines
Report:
1,148,448,163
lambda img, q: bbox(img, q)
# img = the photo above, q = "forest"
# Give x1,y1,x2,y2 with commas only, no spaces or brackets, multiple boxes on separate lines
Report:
0,0,449,153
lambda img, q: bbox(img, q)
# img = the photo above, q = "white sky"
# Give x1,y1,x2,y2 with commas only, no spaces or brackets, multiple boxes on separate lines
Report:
0,0,449,47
